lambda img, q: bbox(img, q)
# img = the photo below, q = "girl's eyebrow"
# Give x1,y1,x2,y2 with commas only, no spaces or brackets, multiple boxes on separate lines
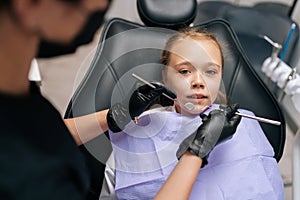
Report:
172,61,222,69
205,62,222,69
172,61,192,68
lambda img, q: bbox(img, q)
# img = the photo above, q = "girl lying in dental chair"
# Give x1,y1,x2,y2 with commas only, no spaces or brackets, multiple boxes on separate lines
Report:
100,27,284,200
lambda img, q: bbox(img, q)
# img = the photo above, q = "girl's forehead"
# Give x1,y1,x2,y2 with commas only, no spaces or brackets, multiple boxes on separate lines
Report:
168,39,222,67
169,37,220,52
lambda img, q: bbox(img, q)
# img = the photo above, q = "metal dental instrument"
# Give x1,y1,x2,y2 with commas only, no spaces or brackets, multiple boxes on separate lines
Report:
234,112,281,126
132,73,196,111
131,73,281,126
132,73,177,102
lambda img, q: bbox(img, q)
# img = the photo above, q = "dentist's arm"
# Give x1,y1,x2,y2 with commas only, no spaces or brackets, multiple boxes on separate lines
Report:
154,152,202,200
155,104,241,199
65,83,175,145
64,109,109,145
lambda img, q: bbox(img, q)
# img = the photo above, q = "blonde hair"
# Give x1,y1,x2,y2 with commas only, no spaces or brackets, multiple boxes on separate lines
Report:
160,27,224,67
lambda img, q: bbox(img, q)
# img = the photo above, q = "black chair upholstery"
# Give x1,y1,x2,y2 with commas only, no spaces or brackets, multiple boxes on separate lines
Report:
193,3,299,79
137,0,197,29
253,2,291,16
194,1,234,23
64,1,286,198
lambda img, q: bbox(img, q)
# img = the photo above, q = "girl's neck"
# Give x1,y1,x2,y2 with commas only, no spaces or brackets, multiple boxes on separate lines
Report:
0,13,39,96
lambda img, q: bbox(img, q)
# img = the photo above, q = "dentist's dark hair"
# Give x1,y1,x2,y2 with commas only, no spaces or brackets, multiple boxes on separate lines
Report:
0,0,11,10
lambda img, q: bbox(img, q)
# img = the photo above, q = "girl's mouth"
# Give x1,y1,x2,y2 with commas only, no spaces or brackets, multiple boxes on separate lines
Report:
187,94,208,99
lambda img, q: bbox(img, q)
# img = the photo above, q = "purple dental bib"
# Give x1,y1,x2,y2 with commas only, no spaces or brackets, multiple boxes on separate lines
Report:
108,105,284,200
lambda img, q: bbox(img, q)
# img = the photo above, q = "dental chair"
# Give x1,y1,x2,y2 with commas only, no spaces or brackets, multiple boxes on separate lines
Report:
193,2,299,80
193,1,234,23
64,0,286,198
252,2,291,16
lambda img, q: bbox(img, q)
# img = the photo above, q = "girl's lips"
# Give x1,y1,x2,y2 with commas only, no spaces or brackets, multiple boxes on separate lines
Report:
192,98,206,103
185,94,209,104
186,94,208,99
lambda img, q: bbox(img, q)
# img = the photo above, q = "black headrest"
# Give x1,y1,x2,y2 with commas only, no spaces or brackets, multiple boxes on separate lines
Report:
137,0,197,29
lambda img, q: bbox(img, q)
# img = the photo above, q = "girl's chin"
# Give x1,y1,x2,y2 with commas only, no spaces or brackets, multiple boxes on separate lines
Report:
176,103,210,116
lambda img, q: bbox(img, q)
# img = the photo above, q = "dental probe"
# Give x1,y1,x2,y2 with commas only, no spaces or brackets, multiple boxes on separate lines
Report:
132,73,196,111
132,73,177,102
132,73,281,126
234,112,281,126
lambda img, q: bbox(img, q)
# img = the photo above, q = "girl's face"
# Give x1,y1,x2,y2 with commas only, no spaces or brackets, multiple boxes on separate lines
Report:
163,38,223,116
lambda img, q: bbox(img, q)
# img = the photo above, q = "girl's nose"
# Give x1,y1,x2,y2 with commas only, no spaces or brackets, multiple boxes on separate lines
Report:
191,73,205,89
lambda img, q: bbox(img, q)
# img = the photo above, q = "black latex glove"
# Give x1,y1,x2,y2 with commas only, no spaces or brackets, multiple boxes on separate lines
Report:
107,82,176,133
176,104,241,164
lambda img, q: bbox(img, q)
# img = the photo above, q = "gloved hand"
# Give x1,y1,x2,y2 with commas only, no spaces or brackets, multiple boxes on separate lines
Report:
107,82,176,133
176,104,241,165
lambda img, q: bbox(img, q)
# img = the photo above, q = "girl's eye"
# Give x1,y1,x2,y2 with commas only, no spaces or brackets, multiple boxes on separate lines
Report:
206,70,217,75
179,69,190,74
